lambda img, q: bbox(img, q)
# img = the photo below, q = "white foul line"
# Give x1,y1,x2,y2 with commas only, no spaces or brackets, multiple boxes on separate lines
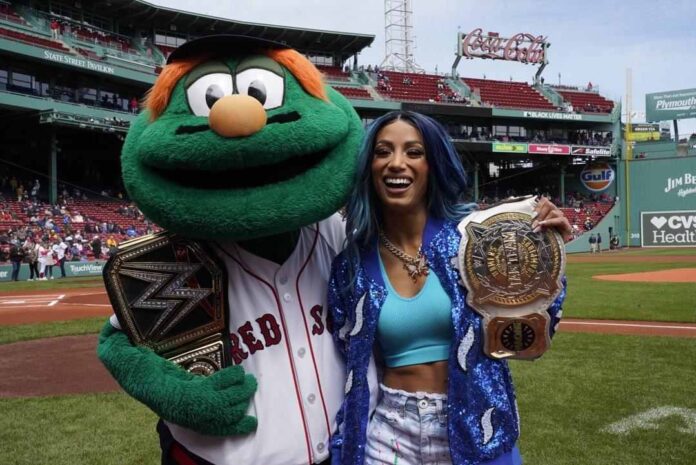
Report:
561,321,696,331
48,300,59,307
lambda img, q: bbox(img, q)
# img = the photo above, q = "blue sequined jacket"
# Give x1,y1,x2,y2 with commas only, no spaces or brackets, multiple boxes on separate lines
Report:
327,216,566,465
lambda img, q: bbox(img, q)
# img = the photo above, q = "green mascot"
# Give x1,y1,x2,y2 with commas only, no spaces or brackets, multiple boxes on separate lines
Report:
97,35,363,465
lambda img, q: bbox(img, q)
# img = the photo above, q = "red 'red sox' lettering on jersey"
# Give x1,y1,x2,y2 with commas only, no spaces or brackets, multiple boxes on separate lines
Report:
229,313,282,364
229,309,328,364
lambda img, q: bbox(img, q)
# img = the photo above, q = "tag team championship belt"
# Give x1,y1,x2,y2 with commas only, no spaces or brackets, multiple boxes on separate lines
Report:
103,232,230,375
457,196,565,360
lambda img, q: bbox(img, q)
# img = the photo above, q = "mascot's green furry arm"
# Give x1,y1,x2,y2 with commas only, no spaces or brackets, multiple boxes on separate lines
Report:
97,324,258,435
97,35,362,447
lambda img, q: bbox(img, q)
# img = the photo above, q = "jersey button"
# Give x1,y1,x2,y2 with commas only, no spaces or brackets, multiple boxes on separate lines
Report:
316,442,325,453
297,347,306,357
418,399,429,409
307,393,316,404
283,293,292,302
278,275,288,285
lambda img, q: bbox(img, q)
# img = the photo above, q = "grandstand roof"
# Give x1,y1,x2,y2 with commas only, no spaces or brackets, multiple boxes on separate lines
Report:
107,0,374,58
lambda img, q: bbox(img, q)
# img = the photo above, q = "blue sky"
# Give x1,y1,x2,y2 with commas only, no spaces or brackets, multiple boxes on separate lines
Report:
150,0,696,135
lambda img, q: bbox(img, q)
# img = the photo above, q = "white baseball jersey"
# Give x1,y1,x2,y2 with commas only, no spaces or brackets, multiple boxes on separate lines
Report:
165,213,353,465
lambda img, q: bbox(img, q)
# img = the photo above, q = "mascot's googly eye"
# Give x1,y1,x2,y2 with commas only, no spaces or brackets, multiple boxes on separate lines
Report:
236,68,284,109
186,73,234,117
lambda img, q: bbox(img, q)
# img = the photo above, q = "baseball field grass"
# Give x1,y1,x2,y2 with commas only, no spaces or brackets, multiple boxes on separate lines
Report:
0,247,694,464
0,276,103,292
0,317,104,345
1,331,694,465
564,260,696,322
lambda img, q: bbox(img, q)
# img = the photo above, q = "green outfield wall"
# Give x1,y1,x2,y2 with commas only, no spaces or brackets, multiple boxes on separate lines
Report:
618,142,696,247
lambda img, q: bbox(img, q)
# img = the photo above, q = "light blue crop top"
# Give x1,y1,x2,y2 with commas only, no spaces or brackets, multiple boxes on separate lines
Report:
377,253,453,368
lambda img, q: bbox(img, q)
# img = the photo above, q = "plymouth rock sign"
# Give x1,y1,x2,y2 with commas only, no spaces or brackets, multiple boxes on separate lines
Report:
458,28,548,65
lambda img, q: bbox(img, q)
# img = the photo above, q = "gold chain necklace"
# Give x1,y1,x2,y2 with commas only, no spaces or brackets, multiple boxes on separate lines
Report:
379,231,429,282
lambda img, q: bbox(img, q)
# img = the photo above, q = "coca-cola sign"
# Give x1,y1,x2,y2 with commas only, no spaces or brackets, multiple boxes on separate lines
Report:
459,28,547,64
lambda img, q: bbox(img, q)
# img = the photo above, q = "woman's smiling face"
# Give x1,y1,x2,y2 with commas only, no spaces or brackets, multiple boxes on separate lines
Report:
371,119,429,214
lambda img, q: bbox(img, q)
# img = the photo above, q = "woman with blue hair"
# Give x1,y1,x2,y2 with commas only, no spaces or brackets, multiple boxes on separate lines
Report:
328,111,571,465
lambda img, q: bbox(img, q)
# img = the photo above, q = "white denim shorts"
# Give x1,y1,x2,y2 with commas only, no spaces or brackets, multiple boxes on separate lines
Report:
365,384,523,465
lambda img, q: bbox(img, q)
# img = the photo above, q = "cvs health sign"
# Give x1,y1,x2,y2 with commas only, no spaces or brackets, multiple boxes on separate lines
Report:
641,210,696,247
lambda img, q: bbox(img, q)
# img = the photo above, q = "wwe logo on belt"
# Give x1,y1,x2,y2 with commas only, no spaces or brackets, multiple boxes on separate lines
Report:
119,262,212,340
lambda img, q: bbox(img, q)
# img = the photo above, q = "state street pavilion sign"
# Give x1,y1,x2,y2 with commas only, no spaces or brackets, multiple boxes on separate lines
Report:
645,88,696,122
457,28,548,65
43,49,116,75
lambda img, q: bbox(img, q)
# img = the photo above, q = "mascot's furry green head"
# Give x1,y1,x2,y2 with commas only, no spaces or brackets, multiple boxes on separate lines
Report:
121,35,362,240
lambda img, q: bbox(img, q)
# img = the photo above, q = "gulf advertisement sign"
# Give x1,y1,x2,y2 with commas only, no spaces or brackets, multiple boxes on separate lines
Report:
580,162,615,192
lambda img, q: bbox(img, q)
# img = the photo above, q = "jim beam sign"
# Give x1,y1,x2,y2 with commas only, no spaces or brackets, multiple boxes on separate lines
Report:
458,28,548,65
641,211,696,247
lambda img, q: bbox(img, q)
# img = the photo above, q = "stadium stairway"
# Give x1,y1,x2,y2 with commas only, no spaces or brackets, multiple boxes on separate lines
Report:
556,89,614,113
536,84,565,108
447,78,479,106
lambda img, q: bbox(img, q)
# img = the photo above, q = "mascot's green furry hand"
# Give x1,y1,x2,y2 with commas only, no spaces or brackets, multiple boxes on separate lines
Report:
97,322,257,436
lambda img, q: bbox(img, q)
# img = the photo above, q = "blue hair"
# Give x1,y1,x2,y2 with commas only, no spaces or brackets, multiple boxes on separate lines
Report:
343,111,476,275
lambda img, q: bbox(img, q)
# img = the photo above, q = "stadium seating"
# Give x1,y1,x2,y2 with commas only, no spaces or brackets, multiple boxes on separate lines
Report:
463,78,555,110
556,89,614,113
156,44,176,58
375,71,459,102
317,65,351,82
70,25,136,55
334,86,372,100
0,3,26,24
560,202,614,230
0,199,155,239
0,26,70,52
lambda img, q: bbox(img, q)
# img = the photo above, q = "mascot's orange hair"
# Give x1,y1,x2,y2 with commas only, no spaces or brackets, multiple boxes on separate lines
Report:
144,49,328,120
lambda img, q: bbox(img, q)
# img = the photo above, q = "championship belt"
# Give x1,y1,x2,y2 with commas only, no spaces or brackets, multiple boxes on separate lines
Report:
457,196,565,360
103,232,230,375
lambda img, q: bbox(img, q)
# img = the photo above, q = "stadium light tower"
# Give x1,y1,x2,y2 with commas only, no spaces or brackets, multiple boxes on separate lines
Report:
380,0,424,73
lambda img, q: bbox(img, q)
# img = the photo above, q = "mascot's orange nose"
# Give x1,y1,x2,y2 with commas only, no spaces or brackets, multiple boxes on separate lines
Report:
208,95,267,138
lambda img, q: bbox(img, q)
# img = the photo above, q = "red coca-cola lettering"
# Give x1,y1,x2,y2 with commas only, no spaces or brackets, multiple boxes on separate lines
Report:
461,28,546,64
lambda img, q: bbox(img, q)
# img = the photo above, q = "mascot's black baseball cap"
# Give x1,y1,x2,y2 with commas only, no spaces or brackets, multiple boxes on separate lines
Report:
166,34,290,64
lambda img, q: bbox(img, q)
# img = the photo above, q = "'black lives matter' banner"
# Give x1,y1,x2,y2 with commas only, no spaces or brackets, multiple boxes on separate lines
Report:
640,210,696,247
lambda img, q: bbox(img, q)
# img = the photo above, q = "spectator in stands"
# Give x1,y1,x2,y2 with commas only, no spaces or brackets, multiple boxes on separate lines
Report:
50,18,60,40
69,241,81,261
16,183,25,202
9,240,24,281
129,97,139,113
30,179,40,199
584,216,594,231
106,235,117,249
